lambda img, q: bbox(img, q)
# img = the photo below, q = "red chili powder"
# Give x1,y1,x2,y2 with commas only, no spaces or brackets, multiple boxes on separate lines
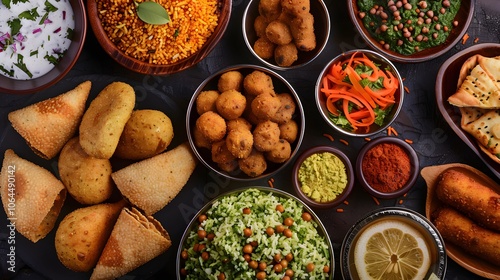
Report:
361,143,411,193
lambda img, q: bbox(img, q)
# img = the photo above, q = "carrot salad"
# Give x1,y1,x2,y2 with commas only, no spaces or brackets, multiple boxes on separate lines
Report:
320,51,399,133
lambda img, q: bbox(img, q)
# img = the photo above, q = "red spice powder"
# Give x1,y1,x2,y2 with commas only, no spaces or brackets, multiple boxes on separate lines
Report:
361,143,411,193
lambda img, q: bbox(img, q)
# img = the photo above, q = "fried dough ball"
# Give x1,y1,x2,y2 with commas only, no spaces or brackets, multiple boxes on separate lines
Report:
251,92,281,120
258,0,281,21
277,10,294,25
279,119,299,143
243,70,275,96
253,37,276,60
253,120,280,152
238,149,267,177
211,140,236,164
227,117,253,132
218,160,239,173
265,139,292,163
226,128,254,158
272,93,296,124
218,71,244,93
215,89,247,120
196,90,220,115
265,20,293,45
274,43,298,67
192,125,212,149
290,12,316,51
254,15,269,38
281,0,310,16
196,111,227,142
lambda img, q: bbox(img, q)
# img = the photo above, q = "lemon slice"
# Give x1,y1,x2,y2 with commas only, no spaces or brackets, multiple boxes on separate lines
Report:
354,219,431,280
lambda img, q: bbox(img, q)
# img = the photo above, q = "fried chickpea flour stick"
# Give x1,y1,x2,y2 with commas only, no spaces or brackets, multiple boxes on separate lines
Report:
435,169,500,231
432,207,500,266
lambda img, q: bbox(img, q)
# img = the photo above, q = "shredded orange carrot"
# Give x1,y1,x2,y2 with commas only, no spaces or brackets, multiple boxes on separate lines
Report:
405,139,413,144
474,37,479,43
387,126,398,136
364,137,371,141
336,208,344,213
343,200,349,205
403,193,408,197
462,33,470,44
320,52,399,132
268,179,274,188
323,133,334,142
399,199,404,205
372,196,380,205
340,139,349,146
404,86,410,94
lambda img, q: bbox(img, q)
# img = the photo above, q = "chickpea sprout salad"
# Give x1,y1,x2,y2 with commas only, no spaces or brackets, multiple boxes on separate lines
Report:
178,188,332,279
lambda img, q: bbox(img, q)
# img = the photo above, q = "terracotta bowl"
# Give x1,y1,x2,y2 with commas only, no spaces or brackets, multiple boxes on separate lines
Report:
347,0,474,63
315,49,404,137
242,0,331,70
355,136,419,199
87,0,231,75
186,64,305,181
292,146,354,209
0,0,87,95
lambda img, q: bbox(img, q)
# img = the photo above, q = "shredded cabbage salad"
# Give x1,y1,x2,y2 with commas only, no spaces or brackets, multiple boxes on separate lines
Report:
180,188,332,279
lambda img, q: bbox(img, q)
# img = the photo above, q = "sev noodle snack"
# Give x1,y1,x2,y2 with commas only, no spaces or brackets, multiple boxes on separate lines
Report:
96,0,220,64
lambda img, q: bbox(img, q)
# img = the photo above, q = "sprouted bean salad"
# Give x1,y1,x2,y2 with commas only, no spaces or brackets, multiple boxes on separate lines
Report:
179,188,332,279
0,0,74,80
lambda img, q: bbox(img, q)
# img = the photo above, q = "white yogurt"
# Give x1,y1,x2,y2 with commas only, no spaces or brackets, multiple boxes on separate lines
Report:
0,0,75,80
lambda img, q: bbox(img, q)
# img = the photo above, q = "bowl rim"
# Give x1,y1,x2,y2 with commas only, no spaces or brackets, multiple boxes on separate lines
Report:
185,64,306,181
355,136,419,199
86,0,232,75
315,49,404,137
175,186,335,279
340,206,447,280
0,0,87,95
292,145,354,208
241,0,331,71
346,0,475,63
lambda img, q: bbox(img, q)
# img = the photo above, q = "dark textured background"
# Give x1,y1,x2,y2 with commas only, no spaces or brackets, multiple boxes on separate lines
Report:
1,0,499,279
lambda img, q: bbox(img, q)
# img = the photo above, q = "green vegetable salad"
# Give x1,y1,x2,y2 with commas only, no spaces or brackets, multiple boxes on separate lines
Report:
179,188,332,279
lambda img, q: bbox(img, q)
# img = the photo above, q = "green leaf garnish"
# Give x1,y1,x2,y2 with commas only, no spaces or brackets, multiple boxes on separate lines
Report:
19,7,40,21
13,54,33,78
135,1,170,25
8,18,21,36
2,0,11,9
44,0,58,12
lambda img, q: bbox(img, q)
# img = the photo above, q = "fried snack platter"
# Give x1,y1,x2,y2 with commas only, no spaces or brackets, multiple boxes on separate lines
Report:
421,163,500,280
0,75,195,280
435,43,500,179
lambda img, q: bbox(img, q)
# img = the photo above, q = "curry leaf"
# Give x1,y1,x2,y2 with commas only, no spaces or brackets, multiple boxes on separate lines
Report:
136,1,170,25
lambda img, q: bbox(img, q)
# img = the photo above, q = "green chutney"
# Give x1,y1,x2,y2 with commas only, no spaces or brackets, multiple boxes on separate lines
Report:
298,152,348,203
357,0,461,55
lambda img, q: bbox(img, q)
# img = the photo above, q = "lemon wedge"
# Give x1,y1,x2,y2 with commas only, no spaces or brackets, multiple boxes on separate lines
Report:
354,219,431,280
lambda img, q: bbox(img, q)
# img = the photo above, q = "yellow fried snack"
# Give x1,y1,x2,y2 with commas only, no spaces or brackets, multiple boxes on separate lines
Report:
112,142,197,215
58,137,114,205
114,110,174,160
435,168,500,231
8,81,91,159
0,149,66,243
290,12,316,51
79,82,135,159
90,207,171,280
55,200,126,272
432,206,500,266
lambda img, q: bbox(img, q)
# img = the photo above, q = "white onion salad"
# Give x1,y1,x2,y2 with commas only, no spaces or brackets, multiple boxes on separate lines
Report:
0,0,75,80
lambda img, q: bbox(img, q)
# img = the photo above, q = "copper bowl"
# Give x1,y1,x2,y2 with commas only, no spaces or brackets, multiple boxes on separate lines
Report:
0,0,87,95
355,136,419,199
87,0,231,75
347,0,474,63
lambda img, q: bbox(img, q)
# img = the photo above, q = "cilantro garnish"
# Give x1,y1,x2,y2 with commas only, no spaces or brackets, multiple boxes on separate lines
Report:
19,7,40,21
13,54,33,78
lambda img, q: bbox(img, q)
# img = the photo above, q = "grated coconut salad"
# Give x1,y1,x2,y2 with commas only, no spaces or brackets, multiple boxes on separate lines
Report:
179,188,332,279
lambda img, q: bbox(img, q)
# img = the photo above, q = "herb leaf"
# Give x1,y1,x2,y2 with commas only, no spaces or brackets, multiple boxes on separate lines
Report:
2,0,11,9
8,18,21,36
136,1,170,25
44,0,58,12
19,7,40,21
13,54,33,78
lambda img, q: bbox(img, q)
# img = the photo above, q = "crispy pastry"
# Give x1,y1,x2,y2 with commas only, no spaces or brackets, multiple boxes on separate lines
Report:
90,207,171,280
0,149,66,242
111,142,197,215
8,81,91,159
432,206,500,266
435,168,500,231
448,55,500,108
461,109,500,163
79,81,135,159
